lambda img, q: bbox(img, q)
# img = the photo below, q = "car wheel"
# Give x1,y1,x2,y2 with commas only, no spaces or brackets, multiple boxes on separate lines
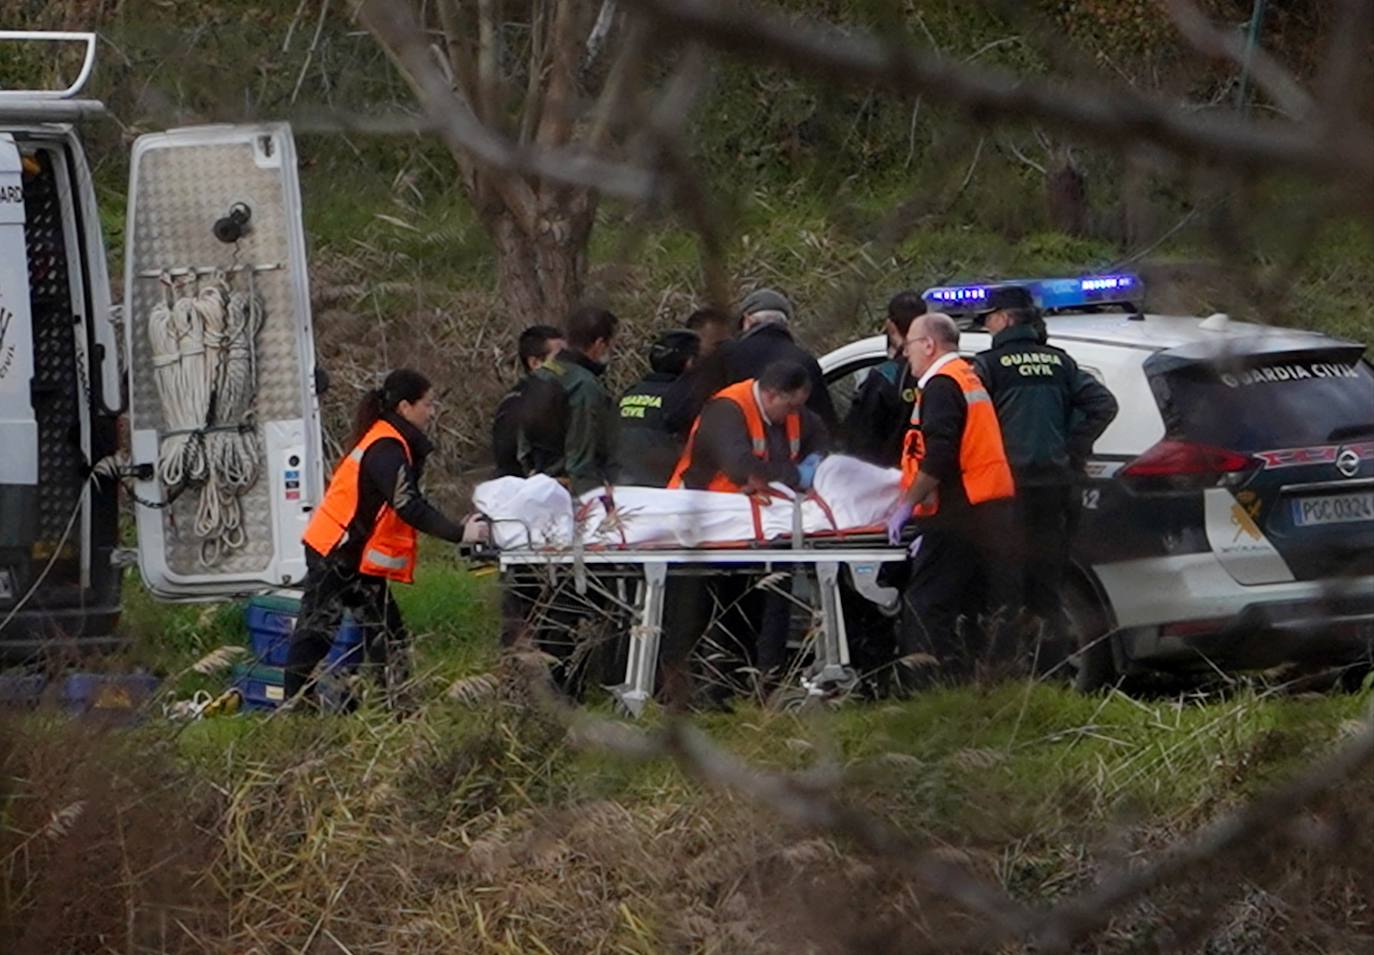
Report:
1065,579,1115,693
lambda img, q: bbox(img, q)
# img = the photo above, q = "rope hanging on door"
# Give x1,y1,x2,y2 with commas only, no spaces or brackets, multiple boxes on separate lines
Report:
146,268,265,566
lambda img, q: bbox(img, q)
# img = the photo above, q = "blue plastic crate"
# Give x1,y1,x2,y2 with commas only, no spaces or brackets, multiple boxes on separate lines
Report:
232,662,286,710
324,624,363,670
60,673,160,713
246,594,363,669
0,672,47,707
231,662,352,711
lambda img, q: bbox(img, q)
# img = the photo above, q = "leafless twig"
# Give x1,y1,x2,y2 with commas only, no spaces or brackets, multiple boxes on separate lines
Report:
359,0,658,204
289,0,332,106
1162,0,1314,119
1027,716,1374,951
624,0,1374,194
583,0,619,71
569,712,1039,937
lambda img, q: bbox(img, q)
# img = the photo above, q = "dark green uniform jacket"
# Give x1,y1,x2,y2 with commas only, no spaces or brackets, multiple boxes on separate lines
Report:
973,324,1119,485
617,371,683,487
517,349,619,495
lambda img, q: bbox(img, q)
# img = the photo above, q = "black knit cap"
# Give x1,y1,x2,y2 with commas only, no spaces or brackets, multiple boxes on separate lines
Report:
649,329,700,375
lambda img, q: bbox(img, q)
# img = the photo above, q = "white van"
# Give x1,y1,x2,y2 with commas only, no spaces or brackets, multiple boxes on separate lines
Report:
0,32,325,657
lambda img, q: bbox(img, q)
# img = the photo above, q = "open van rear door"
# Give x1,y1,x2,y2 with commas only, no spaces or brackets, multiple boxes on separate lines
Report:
0,134,39,577
124,124,323,600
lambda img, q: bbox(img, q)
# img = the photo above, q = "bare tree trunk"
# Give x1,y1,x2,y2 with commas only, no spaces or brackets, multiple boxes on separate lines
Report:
490,213,544,326
488,204,594,330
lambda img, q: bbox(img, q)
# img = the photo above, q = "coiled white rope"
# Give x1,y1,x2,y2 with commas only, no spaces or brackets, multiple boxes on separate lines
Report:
145,269,265,567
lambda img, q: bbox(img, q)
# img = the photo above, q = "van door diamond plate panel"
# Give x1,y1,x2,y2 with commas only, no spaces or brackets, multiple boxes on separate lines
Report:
128,138,305,577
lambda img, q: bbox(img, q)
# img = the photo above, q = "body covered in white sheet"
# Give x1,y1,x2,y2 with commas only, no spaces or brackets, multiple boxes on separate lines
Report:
472,455,903,549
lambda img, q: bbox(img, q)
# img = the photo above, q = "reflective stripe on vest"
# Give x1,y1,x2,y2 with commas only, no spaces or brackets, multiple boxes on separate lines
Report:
302,419,420,583
363,547,409,571
668,379,803,492
899,357,1015,515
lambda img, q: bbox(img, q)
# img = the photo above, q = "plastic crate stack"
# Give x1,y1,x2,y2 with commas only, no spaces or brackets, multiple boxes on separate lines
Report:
238,593,362,709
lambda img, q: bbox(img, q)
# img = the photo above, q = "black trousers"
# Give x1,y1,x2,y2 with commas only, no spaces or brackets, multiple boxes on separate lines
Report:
659,570,791,706
1016,483,1078,670
284,549,409,702
898,499,1019,685
1018,483,1074,624
498,567,622,699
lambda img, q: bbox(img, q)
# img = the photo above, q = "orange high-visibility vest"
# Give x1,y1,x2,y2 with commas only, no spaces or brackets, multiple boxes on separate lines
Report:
302,419,419,583
900,356,1014,516
668,379,802,492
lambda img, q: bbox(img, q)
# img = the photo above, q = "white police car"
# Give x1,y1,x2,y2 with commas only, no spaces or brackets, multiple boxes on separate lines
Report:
822,274,1374,689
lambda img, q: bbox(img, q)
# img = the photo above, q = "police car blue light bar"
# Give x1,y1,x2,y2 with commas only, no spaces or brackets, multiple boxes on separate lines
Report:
924,285,990,308
920,273,1142,314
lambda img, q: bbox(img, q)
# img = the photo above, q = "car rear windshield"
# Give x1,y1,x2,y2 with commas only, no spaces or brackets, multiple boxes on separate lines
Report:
1147,350,1374,452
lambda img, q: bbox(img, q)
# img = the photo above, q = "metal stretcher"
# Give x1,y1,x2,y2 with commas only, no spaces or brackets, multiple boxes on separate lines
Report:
468,523,911,716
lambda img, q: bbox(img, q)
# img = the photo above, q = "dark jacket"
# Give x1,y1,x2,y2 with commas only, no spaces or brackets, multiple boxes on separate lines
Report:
663,322,838,436
973,324,1119,485
492,377,534,478
617,371,683,487
677,392,829,491
322,411,464,565
842,357,915,468
517,348,619,495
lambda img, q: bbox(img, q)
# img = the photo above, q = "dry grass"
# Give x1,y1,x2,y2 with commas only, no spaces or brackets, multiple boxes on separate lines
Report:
5,668,1374,953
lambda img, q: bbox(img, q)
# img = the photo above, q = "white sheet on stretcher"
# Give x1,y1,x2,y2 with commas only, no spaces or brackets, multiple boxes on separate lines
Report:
472,455,903,549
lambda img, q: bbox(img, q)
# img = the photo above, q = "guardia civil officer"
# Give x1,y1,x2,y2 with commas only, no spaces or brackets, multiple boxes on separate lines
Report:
843,290,925,467
885,314,1017,684
617,329,700,487
286,369,465,706
972,286,1118,654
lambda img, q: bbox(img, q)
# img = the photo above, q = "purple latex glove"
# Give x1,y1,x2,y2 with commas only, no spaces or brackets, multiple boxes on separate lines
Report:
885,504,910,545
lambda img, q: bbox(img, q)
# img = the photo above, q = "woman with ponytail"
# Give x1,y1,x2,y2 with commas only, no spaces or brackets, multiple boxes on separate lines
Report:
286,368,464,707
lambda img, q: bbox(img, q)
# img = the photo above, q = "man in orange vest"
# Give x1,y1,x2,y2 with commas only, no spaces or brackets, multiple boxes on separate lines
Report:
668,360,828,493
660,360,830,706
884,313,1018,684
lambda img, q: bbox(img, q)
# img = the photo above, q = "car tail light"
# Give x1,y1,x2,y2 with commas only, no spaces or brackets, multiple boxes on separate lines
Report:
1120,440,1257,490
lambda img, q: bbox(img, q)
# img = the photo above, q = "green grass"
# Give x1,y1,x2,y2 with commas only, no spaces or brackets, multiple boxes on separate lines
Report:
154,646,1373,849
546,682,1370,840
115,550,497,695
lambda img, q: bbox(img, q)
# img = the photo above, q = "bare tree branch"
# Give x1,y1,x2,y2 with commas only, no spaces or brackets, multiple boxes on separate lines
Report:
584,15,651,154
625,0,1374,193
360,0,657,213
534,0,582,150
584,0,619,71
436,0,480,106
1002,135,1047,175
1315,0,1374,124
1027,716,1374,952
476,0,505,128
569,712,1039,938
519,0,550,144
1163,0,1314,119
567,684,1374,954
636,45,732,307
